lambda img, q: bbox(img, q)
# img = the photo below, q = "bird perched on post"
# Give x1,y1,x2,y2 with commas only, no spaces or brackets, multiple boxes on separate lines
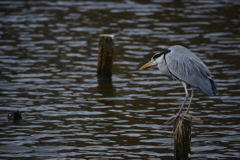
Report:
139,45,218,124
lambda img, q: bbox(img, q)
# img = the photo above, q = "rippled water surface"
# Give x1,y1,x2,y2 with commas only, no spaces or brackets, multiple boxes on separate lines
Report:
0,0,240,159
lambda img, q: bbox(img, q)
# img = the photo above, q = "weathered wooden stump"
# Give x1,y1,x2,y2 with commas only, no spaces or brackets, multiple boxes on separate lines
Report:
170,113,201,160
97,34,115,81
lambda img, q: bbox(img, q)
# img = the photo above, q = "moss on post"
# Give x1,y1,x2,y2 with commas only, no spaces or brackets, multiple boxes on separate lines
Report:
97,34,114,81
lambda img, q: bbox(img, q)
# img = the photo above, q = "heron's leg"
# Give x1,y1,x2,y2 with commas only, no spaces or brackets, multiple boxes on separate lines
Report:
176,81,189,115
167,81,189,124
185,88,194,114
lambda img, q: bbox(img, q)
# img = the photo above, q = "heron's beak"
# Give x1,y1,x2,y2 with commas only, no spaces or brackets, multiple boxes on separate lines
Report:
139,61,154,70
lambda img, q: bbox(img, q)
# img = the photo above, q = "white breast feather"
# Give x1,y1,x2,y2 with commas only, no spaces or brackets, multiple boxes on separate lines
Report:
156,54,171,75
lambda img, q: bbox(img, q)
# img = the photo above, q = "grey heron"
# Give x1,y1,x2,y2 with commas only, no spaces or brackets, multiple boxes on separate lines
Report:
139,45,218,123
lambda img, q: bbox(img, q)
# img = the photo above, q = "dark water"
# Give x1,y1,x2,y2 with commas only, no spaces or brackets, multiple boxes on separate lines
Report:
0,0,240,159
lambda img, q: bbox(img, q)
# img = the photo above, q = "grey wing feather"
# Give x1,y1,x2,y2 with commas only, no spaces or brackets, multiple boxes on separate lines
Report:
165,45,218,96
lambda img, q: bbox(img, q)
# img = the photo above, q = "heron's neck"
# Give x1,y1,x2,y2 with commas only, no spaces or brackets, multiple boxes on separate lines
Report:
157,55,171,75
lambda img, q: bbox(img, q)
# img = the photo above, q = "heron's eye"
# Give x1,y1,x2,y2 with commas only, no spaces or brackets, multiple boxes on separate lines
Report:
152,53,162,60
152,49,171,60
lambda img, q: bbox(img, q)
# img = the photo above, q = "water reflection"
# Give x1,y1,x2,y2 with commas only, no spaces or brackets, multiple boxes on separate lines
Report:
0,0,240,159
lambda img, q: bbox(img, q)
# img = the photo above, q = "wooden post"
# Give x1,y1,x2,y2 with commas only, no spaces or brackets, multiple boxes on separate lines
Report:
97,34,114,81
173,114,193,160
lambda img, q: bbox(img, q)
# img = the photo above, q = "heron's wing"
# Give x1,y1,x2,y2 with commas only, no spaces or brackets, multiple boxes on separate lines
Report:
165,47,217,96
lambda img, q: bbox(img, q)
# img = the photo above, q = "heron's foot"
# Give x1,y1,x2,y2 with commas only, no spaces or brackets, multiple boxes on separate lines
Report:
167,114,181,124
167,113,189,124
167,113,201,125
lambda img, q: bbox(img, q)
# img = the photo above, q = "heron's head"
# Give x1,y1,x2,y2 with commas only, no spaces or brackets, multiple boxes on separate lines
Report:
139,52,164,70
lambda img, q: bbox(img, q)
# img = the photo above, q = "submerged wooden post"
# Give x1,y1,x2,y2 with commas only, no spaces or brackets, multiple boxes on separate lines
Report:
172,114,193,160
97,34,115,81
8,110,22,122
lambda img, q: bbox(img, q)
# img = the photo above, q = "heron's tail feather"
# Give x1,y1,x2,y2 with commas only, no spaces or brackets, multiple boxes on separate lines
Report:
210,79,218,96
